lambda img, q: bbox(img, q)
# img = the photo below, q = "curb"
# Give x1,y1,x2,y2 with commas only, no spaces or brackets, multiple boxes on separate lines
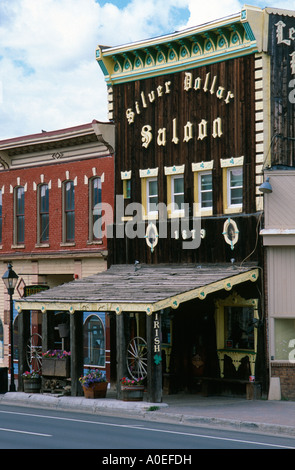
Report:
1,393,295,438
0,392,168,413
142,410,295,437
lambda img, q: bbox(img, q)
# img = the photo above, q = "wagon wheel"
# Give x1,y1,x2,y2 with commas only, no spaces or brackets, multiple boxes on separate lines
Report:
126,336,148,380
26,333,43,372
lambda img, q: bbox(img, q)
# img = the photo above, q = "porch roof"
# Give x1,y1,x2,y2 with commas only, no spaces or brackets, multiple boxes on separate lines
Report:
15,263,259,315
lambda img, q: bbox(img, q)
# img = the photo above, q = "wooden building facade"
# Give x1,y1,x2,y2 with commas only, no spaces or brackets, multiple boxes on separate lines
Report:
95,6,268,400
16,6,286,401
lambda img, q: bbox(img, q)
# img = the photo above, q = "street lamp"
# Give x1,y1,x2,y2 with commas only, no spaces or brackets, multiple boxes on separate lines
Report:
2,263,18,392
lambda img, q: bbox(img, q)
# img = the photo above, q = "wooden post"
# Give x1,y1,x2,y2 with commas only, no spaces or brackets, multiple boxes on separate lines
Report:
42,311,55,352
116,312,129,399
17,310,31,391
147,311,162,403
70,311,84,396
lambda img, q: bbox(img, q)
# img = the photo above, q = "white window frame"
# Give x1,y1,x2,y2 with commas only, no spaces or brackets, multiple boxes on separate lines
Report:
198,171,213,213
192,161,214,217
171,174,184,216
227,167,243,209
221,156,244,214
146,177,158,217
139,168,159,220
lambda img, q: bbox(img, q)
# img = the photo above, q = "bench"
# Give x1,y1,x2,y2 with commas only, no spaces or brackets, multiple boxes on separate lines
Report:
197,377,261,400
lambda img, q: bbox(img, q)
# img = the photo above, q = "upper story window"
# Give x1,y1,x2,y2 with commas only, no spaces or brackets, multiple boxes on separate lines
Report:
89,177,102,241
121,171,131,200
0,318,3,360
228,167,243,207
221,157,244,214
63,181,75,242
199,172,213,210
146,178,158,216
39,184,49,243
171,175,184,215
124,179,131,199
0,189,2,244
139,168,159,219
192,161,213,217
164,165,185,218
14,186,25,245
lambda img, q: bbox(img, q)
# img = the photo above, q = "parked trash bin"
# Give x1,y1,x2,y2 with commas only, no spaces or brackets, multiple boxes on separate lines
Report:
0,367,8,393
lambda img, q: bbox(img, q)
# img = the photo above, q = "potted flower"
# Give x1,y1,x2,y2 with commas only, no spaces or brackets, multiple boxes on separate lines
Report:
120,376,145,401
22,370,41,393
42,350,71,378
79,369,108,398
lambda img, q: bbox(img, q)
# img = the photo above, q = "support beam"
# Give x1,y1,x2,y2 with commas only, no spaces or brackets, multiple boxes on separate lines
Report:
42,311,55,352
17,310,31,391
147,312,162,403
116,313,128,399
70,311,84,396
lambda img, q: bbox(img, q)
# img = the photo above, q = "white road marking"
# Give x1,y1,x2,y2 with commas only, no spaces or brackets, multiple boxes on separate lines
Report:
0,427,51,437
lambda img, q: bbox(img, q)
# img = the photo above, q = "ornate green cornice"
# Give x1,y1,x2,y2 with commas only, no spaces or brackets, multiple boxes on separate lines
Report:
96,7,263,85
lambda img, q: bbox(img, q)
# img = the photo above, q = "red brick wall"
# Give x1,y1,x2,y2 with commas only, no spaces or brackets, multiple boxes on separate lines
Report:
0,156,114,254
271,363,295,400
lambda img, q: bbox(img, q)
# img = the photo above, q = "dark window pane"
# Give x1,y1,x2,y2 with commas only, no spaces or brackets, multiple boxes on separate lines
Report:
83,315,105,367
66,211,75,241
40,213,49,242
65,181,75,210
16,187,25,244
64,182,75,241
0,190,2,243
17,215,24,244
40,185,49,242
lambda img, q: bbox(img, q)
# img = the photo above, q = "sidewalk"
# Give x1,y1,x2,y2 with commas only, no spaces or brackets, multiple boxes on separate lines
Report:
1,390,295,438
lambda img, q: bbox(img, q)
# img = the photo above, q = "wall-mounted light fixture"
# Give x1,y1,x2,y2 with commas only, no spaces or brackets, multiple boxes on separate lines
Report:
259,177,272,194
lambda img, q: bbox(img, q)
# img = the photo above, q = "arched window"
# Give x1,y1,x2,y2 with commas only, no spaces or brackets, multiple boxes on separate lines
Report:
38,184,49,243
14,186,25,244
0,189,2,244
89,177,102,242
63,181,75,242
83,315,105,367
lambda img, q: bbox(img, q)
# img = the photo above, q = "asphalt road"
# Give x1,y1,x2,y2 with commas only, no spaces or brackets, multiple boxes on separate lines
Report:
0,404,295,452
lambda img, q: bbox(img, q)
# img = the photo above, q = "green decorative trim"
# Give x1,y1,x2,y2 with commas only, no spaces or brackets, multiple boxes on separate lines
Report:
96,16,257,84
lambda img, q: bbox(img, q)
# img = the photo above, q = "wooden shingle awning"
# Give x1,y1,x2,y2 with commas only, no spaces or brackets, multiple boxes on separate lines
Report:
15,263,259,316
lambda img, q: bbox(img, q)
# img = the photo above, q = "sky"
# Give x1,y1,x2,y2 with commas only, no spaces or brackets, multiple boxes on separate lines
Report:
0,0,293,140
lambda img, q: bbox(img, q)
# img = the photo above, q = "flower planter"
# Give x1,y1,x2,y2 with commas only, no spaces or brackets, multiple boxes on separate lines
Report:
121,385,145,401
42,357,70,378
82,382,108,399
23,378,41,394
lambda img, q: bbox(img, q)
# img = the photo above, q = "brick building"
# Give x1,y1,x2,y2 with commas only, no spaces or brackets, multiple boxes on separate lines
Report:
0,120,114,387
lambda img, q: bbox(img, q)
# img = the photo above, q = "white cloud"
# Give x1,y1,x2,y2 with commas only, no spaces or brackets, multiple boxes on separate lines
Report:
0,0,293,139
185,0,242,28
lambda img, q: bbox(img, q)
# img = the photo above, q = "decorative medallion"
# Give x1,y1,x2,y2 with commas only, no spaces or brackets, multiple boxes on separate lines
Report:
145,223,159,252
222,218,239,250
114,305,122,315
146,305,153,316
171,299,179,309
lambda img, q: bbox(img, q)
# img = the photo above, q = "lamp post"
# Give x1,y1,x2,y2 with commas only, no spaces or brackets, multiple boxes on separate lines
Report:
2,263,18,392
